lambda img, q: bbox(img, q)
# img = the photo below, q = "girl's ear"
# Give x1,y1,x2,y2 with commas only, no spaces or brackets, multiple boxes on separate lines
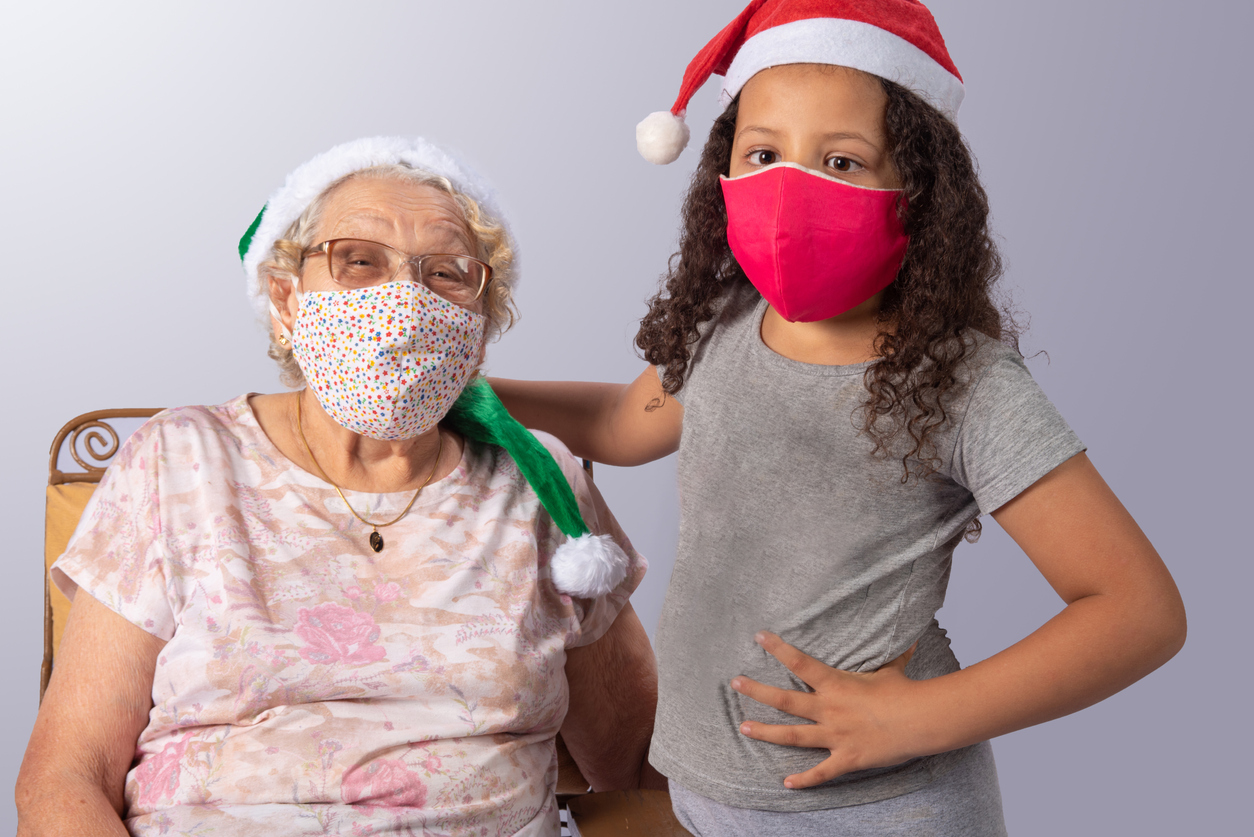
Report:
268,272,299,341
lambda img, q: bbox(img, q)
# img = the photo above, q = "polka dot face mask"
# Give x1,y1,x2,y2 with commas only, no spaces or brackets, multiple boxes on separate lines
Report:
290,281,487,440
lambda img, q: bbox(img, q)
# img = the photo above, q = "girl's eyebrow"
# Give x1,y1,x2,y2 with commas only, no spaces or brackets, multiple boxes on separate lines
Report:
735,125,882,152
820,131,879,150
735,125,779,142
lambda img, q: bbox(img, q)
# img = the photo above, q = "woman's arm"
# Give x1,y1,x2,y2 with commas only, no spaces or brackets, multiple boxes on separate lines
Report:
16,591,164,836
731,452,1187,787
488,365,683,466
561,602,667,791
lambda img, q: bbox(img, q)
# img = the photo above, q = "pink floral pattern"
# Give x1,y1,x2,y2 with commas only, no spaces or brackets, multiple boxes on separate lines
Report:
51,396,645,836
132,733,192,807
292,282,486,441
296,603,388,665
342,759,428,808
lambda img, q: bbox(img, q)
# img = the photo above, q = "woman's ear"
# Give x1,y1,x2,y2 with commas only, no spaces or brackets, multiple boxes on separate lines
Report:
268,272,299,341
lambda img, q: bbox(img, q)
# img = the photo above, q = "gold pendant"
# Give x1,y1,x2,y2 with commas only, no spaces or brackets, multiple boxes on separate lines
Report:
369,531,384,553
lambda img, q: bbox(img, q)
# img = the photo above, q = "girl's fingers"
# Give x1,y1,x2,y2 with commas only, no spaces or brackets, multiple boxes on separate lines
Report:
737,723,857,788
737,719,827,750
730,676,819,720
755,631,836,688
783,756,853,789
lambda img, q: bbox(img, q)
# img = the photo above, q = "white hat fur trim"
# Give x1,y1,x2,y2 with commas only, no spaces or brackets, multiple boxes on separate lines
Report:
242,136,511,319
720,18,964,121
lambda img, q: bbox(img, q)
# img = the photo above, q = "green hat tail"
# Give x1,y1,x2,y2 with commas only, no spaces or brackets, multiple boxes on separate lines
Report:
444,378,630,597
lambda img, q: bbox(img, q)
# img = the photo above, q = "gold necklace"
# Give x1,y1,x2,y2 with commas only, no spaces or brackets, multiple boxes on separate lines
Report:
296,393,443,553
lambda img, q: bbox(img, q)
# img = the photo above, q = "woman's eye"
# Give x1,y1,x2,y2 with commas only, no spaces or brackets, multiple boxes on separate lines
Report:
827,156,864,173
750,150,778,166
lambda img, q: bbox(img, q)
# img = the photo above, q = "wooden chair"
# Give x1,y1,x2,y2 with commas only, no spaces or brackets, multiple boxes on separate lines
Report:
43,408,687,836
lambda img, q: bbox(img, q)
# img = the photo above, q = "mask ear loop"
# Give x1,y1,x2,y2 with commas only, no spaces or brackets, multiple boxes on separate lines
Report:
270,274,303,343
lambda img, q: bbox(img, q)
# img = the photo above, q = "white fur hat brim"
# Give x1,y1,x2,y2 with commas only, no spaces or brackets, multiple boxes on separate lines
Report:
240,136,512,319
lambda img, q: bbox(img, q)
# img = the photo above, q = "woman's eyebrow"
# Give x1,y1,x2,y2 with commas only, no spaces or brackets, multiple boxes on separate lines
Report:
330,212,398,232
332,214,472,245
420,220,475,247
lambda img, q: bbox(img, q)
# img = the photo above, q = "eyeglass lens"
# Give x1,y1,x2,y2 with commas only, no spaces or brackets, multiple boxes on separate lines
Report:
327,239,486,303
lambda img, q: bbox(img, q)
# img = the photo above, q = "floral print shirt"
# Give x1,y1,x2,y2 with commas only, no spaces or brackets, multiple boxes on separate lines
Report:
52,395,645,836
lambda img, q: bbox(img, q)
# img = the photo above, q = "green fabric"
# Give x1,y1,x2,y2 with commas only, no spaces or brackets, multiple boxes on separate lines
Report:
444,378,589,540
238,205,267,262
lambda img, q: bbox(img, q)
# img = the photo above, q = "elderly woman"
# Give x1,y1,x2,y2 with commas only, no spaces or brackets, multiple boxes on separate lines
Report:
17,137,655,836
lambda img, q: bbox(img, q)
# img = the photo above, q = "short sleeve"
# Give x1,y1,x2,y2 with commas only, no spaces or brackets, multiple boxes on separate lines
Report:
51,420,178,640
950,352,1086,515
532,432,647,648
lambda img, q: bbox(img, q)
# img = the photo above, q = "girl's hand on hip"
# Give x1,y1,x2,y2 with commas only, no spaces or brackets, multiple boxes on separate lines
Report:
730,631,922,789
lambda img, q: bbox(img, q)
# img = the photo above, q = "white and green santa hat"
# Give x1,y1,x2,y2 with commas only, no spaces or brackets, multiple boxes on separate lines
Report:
238,137,630,598
238,135,513,319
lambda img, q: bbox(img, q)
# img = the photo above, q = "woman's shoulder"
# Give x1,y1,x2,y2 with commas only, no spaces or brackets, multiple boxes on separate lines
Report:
459,429,583,493
114,395,261,463
524,429,584,484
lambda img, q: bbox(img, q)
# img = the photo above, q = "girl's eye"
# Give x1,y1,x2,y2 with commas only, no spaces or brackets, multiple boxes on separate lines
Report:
750,150,778,166
827,156,864,173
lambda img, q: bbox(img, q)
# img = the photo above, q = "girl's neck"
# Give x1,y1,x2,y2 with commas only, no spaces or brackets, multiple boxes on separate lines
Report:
759,291,886,366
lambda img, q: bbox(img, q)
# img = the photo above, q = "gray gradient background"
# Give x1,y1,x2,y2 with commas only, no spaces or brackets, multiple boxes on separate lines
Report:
2,1,1248,833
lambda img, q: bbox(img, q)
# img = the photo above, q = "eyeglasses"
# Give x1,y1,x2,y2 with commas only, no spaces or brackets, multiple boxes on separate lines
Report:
302,238,492,305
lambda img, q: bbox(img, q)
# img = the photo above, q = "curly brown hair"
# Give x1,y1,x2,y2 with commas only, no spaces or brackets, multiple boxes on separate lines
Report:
636,77,1018,504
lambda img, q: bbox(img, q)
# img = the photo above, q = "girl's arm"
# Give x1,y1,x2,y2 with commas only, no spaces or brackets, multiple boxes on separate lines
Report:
562,602,668,791
16,591,163,836
488,365,683,466
731,451,1187,787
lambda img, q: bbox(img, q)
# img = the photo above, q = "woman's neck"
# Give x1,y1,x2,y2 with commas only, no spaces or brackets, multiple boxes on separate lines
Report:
759,291,887,366
251,389,460,493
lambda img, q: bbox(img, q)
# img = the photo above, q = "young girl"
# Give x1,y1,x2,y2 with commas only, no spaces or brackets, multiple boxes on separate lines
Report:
493,1,1185,833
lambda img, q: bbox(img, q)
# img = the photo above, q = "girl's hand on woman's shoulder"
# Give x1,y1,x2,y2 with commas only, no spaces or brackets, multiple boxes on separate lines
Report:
730,633,927,789
488,365,682,467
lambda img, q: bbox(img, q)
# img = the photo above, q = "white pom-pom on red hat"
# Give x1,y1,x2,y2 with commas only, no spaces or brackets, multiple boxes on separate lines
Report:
636,111,691,166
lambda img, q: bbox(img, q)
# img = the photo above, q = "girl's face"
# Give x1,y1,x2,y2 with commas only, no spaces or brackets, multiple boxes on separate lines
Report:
730,63,899,189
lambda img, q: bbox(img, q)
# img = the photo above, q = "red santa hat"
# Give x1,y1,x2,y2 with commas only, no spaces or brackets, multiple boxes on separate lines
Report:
636,0,964,164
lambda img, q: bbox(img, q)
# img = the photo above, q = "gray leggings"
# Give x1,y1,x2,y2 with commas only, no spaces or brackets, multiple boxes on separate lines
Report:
669,741,1008,837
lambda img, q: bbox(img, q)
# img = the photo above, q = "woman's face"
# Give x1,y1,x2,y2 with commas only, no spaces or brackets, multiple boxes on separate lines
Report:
729,63,900,189
271,177,483,335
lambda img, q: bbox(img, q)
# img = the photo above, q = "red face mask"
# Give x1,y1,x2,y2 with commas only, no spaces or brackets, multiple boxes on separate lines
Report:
721,163,909,323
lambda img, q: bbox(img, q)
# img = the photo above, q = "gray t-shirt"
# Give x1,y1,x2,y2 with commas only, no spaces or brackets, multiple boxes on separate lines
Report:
649,283,1085,811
